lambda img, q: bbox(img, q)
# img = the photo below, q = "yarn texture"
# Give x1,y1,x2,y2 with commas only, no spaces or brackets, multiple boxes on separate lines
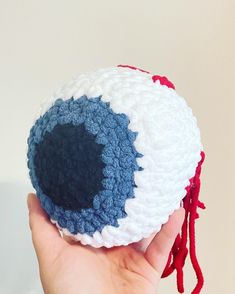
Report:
27,65,203,248
28,96,141,235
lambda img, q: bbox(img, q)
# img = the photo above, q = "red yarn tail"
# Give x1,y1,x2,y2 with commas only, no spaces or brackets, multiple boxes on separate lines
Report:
162,151,205,294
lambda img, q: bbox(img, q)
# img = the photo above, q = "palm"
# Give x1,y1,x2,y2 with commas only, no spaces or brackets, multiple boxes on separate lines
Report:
28,193,184,294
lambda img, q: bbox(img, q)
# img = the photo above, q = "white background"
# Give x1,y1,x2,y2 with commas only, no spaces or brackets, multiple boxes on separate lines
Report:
0,1,234,293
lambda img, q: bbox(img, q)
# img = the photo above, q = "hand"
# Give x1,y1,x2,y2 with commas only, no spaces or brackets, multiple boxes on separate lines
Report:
27,193,184,294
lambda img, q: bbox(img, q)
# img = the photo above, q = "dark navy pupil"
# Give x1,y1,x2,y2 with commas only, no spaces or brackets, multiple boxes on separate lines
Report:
34,123,105,210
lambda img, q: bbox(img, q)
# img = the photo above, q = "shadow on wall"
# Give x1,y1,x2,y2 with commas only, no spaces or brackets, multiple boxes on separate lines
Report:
0,181,43,294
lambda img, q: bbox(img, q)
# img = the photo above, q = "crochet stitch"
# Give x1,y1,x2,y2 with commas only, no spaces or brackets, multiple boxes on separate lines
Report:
28,65,203,247
28,96,141,235
34,123,105,210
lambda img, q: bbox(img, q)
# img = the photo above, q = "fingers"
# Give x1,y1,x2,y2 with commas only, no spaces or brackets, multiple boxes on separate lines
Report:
27,193,67,263
144,207,185,275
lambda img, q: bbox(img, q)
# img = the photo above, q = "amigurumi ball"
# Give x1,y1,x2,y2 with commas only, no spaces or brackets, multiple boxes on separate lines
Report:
27,65,205,293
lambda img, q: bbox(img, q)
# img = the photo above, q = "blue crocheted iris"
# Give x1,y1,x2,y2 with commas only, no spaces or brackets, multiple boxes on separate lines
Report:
27,96,142,236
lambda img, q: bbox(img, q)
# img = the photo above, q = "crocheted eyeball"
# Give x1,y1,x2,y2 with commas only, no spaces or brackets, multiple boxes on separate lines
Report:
27,65,203,248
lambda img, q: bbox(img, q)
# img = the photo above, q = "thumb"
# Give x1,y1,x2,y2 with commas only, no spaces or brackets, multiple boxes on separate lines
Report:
27,193,67,264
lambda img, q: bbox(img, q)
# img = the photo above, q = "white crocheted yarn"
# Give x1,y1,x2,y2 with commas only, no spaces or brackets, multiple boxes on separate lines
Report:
37,66,202,248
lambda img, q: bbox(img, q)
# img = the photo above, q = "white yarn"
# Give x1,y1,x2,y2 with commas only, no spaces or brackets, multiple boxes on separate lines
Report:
38,66,202,248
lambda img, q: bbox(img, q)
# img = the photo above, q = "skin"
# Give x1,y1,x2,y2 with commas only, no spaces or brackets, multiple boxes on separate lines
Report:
27,193,184,294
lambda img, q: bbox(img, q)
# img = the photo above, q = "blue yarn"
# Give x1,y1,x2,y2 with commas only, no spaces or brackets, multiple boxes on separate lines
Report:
27,96,143,236
34,123,105,210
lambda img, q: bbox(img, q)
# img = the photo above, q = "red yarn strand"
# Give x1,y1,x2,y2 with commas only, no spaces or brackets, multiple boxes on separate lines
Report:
117,64,150,74
189,152,205,294
161,151,205,294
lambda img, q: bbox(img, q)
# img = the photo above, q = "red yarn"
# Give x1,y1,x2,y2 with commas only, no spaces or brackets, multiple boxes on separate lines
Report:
117,64,175,89
162,151,205,294
152,75,175,89
117,64,150,74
